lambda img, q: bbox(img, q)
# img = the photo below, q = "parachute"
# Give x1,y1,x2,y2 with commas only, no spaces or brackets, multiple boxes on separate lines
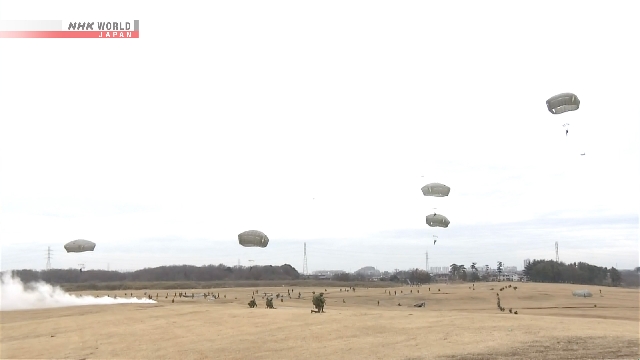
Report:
238,230,269,248
421,182,451,244
546,93,580,115
572,289,593,297
63,239,96,253
546,92,585,154
421,183,450,197
426,213,450,228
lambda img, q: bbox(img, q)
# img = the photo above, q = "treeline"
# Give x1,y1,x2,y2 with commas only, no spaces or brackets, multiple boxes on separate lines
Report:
523,260,632,286
332,269,431,284
6,261,638,288
9,264,300,285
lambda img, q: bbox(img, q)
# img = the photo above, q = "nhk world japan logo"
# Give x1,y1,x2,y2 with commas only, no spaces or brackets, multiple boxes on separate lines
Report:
0,20,139,38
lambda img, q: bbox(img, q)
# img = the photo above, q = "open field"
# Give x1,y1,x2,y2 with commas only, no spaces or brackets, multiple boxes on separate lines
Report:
1,282,638,359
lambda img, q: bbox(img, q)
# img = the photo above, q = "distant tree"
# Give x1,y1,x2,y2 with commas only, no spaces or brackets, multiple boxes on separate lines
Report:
620,270,640,288
10,263,301,286
482,264,491,281
331,273,352,282
408,268,431,284
609,267,621,286
497,261,504,281
458,265,469,281
469,262,478,282
523,261,535,278
523,259,611,285
459,267,468,281
449,264,459,280
353,273,368,282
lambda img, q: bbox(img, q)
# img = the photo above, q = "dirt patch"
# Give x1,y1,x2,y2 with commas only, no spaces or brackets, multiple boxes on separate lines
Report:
437,336,640,360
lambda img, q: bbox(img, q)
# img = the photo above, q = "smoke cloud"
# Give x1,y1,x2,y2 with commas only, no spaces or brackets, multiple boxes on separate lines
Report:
0,271,156,311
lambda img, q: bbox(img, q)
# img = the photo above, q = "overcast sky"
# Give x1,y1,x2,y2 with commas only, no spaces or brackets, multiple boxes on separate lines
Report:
1,1,638,273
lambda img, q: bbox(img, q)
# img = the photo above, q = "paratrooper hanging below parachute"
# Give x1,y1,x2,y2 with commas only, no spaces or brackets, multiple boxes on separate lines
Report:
547,93,580,137
238,230,270,248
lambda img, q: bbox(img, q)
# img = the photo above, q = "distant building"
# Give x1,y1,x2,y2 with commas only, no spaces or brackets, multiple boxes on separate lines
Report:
312,270,346,277
429,266,449,274
503,266,517,274
355,266,381,277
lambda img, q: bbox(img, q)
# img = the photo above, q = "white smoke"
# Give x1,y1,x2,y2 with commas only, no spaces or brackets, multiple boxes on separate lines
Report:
0,271,156,311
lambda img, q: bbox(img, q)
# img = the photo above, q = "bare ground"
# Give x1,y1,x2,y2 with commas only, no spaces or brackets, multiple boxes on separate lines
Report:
1,282,638,359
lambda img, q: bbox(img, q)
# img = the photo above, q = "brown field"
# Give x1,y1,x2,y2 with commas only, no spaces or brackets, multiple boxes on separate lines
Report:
1,282,638,360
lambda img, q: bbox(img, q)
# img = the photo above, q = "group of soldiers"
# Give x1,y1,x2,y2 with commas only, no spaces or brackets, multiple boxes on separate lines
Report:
246,290,326,313
247,298,275,309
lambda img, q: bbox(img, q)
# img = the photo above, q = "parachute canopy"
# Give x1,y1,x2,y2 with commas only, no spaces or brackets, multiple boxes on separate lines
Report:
572,289,593,297
64,239,96,253
546,93,580,115
238,230,269,248
421,183,450,197
426,213,450,228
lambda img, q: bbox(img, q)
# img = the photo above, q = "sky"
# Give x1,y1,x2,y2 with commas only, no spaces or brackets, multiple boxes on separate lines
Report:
1,0,638,274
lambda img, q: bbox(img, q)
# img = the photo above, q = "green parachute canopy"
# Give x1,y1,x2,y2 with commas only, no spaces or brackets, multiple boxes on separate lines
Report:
421,183,450,197
546,93,580,115
426,213,450,228
238,230,269,248
63,239,96,253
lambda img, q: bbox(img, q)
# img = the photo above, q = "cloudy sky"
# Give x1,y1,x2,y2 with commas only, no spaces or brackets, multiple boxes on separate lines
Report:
1,0,638,273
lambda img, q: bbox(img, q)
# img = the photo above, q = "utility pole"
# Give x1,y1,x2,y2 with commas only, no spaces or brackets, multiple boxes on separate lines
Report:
45,246,52,270
303,242,308,275
555,241,559,262
425,250,429,271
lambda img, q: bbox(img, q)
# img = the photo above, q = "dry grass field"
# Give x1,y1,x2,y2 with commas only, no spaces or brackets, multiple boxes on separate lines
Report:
1,282,638,359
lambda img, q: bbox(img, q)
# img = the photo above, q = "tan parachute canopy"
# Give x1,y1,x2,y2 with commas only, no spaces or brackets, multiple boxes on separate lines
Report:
426,213,450,228
421,183,450,197
546,93,580,115
63,239,96,253
238,230,269,248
